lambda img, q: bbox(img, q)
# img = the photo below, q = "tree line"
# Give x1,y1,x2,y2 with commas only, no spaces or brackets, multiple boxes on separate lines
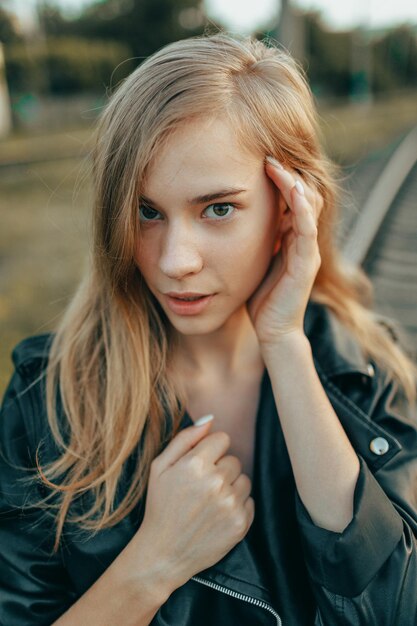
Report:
1,1,416,99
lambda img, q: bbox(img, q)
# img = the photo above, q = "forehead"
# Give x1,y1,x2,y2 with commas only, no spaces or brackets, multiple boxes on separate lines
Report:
143,116,263,198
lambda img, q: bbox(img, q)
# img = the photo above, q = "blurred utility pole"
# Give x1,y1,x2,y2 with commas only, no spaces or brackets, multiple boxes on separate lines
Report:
350,27,372,104
35,0,51,93
276,0,305,59
350,0,372,105
0,42,12,137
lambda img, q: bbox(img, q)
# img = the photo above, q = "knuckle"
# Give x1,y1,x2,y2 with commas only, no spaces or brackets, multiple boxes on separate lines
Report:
247,498,255,522
240,473,252,492
233,456,243,474
183,454,204,476
220,454,241,475
223,492,238,512
216,431,231,449
233,513,248,535
207,473,225,495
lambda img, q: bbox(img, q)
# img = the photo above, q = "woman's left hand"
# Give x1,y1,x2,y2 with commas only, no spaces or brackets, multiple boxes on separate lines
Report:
247,157,324,347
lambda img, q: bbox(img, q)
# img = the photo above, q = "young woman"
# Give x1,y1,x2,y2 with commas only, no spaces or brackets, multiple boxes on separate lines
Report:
1,33,417,626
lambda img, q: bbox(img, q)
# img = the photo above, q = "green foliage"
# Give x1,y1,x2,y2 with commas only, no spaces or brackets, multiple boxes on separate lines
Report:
266,11,417,99
4,37,134,95
4,1,416,99
372,26,417,93
0,6,22,43
303,12,353,97
3,0,213,97
39,0,209,58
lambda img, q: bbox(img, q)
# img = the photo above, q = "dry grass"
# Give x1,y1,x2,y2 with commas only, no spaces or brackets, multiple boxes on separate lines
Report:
0,126,93,165
1,91,416,398
0,156,93,394
319,90,417,164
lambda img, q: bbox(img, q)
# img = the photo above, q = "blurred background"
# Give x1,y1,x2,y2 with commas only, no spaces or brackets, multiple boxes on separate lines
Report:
1,0,417,396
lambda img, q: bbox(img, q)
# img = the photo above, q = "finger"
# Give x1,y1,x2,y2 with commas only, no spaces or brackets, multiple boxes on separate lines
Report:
245,496,255,528
282,228,296,259
265,157,300,209
215,454,243,485
313,187,324,221
290,184,319,259
184,430,232,465
291,184,318,237
231,473,253,502
154,416,214,471
265,157,322,223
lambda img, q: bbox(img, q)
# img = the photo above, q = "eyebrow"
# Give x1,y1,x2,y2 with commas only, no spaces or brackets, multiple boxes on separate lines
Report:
139,187,247,208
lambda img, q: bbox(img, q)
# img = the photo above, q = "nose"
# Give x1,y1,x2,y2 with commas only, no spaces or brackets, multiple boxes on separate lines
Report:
159,222,203,279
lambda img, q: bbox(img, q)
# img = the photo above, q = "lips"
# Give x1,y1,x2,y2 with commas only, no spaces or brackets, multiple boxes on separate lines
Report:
164,293,215,315
174,296,204,301
166,292,210,299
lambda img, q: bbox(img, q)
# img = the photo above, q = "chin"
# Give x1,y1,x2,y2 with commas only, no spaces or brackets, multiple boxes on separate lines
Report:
168,315,225,335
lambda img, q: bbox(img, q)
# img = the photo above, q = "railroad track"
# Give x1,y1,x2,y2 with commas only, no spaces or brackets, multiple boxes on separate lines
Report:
1,125,416,357
342,125,417,359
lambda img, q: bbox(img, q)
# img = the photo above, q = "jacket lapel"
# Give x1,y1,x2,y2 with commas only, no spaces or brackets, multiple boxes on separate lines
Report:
178,300,387,599
178,410,275,605
304,300,372,378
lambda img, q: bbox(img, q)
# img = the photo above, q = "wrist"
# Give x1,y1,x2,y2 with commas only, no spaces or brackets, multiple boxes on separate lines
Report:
260,331,310,363
117,526,178,607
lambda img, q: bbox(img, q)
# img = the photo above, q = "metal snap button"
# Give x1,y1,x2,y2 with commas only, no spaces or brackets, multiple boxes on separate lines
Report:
370,437,389,455
366,363,375,377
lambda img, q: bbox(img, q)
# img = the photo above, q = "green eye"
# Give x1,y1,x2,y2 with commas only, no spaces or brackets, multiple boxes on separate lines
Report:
204,203,235,219
139,205,161,221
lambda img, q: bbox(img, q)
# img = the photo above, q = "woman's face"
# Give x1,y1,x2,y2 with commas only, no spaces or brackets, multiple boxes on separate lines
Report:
134,116,284,336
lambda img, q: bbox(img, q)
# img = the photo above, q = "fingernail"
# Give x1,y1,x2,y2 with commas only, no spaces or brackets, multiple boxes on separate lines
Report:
294,180,304,195
194,414,214,427
265,156,284,170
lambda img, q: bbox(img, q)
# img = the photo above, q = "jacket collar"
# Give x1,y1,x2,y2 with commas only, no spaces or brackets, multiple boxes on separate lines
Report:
180,299,373,611
304,300,372,379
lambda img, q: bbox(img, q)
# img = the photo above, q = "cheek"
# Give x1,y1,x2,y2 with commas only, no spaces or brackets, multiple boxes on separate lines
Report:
222,219,277,293
133,236,155,281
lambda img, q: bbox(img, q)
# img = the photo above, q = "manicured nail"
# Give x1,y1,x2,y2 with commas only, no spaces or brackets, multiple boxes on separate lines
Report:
194,414,214,427
294,180,304,195
266,156,284,170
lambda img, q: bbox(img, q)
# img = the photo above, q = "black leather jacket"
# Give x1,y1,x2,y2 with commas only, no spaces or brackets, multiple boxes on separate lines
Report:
1,301,417,626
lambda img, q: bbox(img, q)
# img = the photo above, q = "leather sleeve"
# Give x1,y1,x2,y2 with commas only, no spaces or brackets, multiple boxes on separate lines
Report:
294,370,417,626
0,368,76,625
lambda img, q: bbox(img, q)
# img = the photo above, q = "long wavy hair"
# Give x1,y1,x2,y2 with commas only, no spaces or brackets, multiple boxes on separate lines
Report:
32,33,417,551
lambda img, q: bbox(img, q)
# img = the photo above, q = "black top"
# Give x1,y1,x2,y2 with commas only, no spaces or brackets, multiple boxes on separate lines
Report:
2,301,417,625
245,369,316,623
182,367,316,624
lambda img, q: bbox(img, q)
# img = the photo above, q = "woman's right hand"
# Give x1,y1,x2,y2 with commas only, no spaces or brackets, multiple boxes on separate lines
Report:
138,417,255,588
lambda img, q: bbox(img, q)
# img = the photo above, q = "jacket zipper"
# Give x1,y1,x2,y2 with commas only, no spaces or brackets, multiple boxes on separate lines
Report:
191,575,282,625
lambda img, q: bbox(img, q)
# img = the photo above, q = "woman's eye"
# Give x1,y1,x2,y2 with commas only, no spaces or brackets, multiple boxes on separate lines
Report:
138,205,161,221
203,203,235,219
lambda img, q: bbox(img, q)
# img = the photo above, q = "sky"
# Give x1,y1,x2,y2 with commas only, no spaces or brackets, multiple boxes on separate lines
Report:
208,0,417,32
8,0,417,34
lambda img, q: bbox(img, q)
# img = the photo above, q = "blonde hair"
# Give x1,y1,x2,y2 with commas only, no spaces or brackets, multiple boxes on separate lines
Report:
30,33,416,551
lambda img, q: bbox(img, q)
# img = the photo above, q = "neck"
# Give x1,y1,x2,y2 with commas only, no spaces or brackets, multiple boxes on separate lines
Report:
171,305,263,381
